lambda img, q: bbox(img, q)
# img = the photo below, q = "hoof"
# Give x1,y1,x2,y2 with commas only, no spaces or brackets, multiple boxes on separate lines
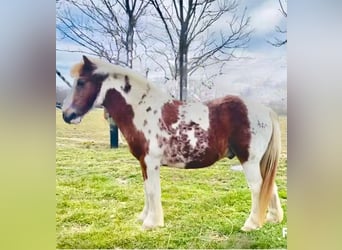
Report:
241,224,260,232
266,209,283,224
142,215,164,230
241,217,261,232
142,220,164,230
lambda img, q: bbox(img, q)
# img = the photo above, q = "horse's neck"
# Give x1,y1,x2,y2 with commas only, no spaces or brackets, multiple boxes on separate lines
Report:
102,82,170,142
125,82,171,109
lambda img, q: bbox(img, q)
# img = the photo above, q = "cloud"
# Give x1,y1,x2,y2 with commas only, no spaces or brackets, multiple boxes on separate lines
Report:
214,49,286,105
250,0,284,36
56,41,85,64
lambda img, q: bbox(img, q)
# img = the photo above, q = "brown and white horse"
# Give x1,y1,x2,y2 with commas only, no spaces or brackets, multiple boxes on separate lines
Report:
62,56,283,231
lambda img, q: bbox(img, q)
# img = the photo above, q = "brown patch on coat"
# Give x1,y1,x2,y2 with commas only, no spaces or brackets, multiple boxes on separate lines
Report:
184,138,220,169
206,95,250,164
139,157,148,180
185,149,219,168
103,89,149,180
161,100,182,130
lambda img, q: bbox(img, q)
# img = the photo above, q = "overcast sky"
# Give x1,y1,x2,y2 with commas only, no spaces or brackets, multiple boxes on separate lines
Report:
56,0,286,105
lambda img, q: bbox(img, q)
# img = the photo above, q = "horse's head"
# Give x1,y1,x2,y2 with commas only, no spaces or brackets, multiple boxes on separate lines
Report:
62,56,108,124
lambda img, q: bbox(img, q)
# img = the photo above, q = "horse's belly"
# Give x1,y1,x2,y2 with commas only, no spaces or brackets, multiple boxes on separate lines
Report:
161,147,220,169
157,112,221,168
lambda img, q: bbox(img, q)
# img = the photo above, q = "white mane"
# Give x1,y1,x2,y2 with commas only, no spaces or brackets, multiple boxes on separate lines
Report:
89,57,150,87
81,57,172,108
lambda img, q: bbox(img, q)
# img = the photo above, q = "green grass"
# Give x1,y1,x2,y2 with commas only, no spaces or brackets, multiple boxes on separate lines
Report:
56,109,287,249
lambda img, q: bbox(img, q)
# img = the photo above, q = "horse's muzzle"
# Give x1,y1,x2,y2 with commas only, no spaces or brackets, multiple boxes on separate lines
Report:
62,111,82,124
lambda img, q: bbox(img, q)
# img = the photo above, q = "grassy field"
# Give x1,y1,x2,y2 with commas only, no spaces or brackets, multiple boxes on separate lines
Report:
56,109,287,249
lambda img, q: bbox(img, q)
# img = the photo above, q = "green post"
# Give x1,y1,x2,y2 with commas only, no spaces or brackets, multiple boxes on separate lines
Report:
104,108,119,148
109,118,119,148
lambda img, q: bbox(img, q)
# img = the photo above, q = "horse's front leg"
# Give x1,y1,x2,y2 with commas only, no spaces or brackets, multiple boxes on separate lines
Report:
140,154,164,229
137,182,149,222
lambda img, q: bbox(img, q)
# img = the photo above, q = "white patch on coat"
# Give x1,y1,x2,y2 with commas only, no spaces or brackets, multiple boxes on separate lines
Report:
187,128,197,148
244,99,273,161
179,102,210,130
93,75,120,107
131,95,170,141
171,119,181,131
62,78,79,112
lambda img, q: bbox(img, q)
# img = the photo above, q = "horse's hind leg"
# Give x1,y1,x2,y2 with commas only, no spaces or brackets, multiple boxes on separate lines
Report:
266,184,283,223
241,159,263,231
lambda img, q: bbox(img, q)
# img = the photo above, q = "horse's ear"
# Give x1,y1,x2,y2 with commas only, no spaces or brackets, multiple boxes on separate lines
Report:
82,55,95,72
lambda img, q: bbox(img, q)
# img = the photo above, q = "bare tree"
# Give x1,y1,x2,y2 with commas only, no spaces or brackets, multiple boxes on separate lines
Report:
149,0,251,101
268,0,287,47
57,0,149,68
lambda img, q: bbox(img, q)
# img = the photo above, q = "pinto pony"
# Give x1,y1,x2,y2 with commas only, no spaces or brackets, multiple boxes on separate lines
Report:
62,56,283,231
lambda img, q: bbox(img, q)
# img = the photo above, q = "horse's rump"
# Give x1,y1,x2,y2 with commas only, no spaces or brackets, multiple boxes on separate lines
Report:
206,95,251,164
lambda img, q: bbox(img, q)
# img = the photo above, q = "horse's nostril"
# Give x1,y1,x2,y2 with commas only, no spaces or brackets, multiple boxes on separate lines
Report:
63,112,77,124
62,112,69,123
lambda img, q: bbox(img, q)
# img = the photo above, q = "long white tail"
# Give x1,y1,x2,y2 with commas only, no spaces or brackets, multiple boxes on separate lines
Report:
258,110,281,225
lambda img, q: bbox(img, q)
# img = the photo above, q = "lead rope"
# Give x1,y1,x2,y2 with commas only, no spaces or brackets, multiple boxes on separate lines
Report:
56,69,72,88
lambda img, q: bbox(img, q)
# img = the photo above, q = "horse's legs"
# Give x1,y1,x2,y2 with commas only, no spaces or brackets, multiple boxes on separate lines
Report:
241,159,263,231
141,155,164,229
266,183,283,223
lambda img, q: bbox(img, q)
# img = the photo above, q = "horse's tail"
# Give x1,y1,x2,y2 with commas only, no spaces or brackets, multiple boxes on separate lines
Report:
258,110,281,225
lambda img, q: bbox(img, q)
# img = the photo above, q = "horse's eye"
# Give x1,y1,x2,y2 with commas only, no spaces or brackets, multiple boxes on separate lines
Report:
77,79,85,87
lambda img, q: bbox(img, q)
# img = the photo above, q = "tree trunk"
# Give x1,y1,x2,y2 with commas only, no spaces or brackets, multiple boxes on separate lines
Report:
127,18,134,68
179,50,188,101
179,21,188,101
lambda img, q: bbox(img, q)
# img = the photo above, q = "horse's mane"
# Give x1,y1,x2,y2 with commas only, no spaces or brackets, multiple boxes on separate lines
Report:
71,57,150,89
